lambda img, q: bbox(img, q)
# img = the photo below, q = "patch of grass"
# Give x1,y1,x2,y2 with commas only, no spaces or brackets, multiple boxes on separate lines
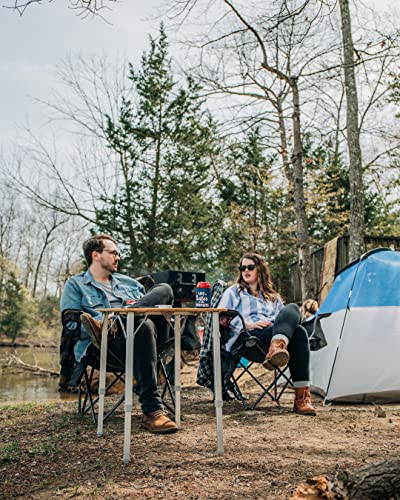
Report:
29,441,59,457
0,440,21,463
53,413,73,430
232,411,247,418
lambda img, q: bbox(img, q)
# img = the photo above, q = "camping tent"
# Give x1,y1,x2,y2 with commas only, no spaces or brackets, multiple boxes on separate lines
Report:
310,248,400,403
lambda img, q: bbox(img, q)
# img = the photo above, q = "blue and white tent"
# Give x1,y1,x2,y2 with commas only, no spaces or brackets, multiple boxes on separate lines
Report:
310,248,400,403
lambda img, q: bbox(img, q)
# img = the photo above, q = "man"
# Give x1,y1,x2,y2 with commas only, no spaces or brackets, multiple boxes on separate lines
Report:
60,234,177,434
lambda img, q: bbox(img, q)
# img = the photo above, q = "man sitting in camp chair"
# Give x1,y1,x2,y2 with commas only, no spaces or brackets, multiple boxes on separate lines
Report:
60,234,178,434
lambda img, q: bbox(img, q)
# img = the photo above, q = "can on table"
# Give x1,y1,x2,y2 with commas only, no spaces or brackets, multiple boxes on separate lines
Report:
195,281,211,308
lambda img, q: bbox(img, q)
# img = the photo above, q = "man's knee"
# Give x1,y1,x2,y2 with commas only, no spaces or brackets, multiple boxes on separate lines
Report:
149,283,174,303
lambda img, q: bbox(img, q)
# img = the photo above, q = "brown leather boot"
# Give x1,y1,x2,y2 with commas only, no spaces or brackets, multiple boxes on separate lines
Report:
262,339,289,370
293,387,317,416
80,313,103,348
141,410,178,434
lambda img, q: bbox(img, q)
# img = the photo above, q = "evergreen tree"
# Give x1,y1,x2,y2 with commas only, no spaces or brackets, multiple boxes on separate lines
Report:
0,256,36,341
97,26,218,274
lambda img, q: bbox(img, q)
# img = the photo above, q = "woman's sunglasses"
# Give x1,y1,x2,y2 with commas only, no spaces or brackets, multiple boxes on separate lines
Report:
239,264,256,272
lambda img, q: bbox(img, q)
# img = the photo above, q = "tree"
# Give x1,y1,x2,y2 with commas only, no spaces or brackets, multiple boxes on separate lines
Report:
0,256,36,342
5,0,118,17
97,26,219,274
338,0,364,261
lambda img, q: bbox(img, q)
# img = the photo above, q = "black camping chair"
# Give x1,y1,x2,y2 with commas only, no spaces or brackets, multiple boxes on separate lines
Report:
217,309,293,410
229,311,329,410
62,309,202,424
197,280,328,410
62,309,127,425
197,280,292,408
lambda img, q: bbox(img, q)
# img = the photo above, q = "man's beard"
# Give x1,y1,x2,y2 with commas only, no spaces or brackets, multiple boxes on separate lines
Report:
100,261,117,274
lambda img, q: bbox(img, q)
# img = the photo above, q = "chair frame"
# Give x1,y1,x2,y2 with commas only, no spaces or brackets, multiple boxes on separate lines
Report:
218,311,293,410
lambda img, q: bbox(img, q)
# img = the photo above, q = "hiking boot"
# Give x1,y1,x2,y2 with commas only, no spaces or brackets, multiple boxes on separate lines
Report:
141,410,178,434
293,387,317,416
80,313,103,348
263,339,289,370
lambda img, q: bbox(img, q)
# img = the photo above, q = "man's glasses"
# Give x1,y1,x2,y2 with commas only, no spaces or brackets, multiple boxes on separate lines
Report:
239,264,256,272
103,249,121,258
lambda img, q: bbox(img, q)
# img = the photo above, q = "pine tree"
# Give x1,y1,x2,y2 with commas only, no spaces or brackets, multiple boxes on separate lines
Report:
96,25,218,274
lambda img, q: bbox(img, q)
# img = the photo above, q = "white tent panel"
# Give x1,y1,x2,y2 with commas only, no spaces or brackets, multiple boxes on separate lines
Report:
326,307,400,402
310,310,346,396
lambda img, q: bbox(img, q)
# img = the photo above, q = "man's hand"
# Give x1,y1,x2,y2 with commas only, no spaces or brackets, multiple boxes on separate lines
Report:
246,320,272,330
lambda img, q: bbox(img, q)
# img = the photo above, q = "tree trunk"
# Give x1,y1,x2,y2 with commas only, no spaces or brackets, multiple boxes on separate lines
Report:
339,0,364,262
291,78,314,300
333,459,400,499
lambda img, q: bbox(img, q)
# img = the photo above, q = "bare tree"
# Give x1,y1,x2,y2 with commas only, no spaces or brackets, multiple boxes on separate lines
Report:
3,0,119,18
338,0,364,261
31,212,66,297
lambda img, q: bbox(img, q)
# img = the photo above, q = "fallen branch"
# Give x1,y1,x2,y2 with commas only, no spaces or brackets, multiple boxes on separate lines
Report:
333,459,400,499
293,459,400,499
6,353,58,377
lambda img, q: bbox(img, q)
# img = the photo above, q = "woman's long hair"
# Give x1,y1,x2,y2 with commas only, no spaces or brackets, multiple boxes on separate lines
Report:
236,252,281,302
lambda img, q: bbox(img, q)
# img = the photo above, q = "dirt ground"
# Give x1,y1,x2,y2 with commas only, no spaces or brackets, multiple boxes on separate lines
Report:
1,359,400,499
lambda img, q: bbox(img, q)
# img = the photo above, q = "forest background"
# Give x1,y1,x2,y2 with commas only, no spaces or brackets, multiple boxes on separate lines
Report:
0,0,400,343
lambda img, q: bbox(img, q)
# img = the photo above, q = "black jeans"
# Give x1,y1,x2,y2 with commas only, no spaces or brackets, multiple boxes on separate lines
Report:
92,283,174,414
248,303,310,384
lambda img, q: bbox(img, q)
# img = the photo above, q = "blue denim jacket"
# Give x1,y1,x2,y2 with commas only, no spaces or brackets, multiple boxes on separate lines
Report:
60,270,145,361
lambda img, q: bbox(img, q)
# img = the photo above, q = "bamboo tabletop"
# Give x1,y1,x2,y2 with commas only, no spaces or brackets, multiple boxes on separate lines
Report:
96,307,228,314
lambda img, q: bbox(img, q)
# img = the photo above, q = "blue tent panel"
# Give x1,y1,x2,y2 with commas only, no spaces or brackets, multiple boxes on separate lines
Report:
349,251,400,308
319,249,400,314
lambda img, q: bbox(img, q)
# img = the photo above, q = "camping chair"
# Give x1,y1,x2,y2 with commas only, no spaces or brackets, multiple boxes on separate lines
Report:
219,309,293,410
197,280,328,410
63,309,201,424
232,312,329,410
62,309,128,425
197,280,292,409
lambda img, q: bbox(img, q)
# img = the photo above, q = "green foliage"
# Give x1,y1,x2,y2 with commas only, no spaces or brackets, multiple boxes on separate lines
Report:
215,128,297,298
97,25,219,275
37,295,60,329
0,256,37,341
303,138,351,246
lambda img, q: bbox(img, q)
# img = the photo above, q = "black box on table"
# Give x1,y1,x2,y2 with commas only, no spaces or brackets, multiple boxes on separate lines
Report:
152,270,206,302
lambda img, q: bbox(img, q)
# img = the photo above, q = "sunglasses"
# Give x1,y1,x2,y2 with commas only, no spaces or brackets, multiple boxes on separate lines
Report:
239,264,256,272
103,249,121,258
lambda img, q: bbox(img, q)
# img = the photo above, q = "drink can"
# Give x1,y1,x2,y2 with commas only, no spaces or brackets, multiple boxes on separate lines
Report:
195,281,211,308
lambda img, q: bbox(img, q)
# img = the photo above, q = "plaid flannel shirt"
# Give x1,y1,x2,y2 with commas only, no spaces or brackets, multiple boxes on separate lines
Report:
196,279,230,391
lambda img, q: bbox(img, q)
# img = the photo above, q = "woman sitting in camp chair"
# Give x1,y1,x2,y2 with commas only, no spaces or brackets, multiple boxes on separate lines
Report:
218,252,316,416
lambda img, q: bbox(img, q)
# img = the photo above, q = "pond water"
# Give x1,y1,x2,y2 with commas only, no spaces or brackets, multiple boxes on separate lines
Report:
0,346,76,405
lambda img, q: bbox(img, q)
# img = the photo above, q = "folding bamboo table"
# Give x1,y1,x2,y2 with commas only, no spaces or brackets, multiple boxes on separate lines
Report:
95,307,227,464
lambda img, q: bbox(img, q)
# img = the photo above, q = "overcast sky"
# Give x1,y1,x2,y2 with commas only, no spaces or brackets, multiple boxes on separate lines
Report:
0,1,164,148
0,0,396,153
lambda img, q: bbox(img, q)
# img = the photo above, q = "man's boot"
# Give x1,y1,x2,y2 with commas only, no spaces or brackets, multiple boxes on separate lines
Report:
80,313,103,348
142,410,178,434
293,386,316,416
262,338,289,370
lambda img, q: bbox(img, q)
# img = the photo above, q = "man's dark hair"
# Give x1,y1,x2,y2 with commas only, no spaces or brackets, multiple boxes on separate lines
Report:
83,234,116,267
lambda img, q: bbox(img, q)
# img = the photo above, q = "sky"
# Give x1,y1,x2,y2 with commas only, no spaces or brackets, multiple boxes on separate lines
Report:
0,0,396,153
0,0,164,148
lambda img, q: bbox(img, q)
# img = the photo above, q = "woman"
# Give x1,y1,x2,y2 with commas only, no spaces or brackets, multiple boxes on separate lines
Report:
218,252,316,416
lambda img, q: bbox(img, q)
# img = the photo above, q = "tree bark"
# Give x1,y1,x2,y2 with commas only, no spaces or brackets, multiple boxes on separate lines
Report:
333,459,400,499
338,0,364,262
291,78,314,299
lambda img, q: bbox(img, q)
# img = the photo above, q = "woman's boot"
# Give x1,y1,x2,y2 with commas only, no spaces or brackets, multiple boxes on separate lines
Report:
293,386,316,416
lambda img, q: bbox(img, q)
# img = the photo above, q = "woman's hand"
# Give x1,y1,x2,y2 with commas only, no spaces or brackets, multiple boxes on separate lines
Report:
246,320,272,330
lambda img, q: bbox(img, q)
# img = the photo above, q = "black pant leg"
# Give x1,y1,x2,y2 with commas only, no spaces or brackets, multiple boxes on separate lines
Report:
286,325,310,383
107,318,163,414
272,303,301,341
128,283,174,345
